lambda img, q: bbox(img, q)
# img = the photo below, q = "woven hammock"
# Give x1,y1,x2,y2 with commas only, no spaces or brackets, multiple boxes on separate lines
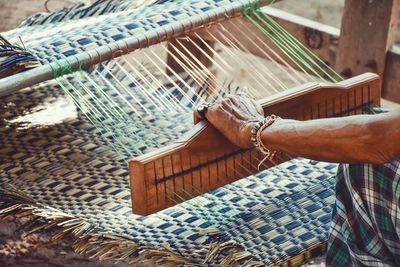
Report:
0,0,340,266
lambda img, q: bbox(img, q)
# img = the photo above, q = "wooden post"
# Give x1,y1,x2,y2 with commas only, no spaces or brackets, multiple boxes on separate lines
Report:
383,47,400,102
336,0,400,80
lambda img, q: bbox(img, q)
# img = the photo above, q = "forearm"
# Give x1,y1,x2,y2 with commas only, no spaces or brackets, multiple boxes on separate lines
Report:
261,111,400,164
198,94,400,164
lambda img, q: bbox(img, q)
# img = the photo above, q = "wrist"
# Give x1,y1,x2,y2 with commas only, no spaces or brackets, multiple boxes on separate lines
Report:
240,121,260,148
253,115,280,168
251,115,280,149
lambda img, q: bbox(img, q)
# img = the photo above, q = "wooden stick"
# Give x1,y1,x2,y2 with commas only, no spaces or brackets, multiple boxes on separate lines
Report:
0,0,277,96
383,46,400,103
336,0,400,80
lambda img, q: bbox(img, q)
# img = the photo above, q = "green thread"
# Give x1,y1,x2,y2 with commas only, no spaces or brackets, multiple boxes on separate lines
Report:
51,64,129,160
238,0,343,82
51,56,161,159
59,80,129,160
70,56,161,152
250,9,325,81
59,57,73,76
258,10,343,81
170,190,215,227
257,10,341,82
243,11,316,81
238,0,246,12
50,62,57,79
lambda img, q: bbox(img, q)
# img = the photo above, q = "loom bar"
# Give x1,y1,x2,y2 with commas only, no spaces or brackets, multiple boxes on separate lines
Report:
0,0,277,97
129,72,381,215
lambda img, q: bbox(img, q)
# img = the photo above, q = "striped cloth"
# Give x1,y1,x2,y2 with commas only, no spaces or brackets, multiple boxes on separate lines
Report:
326,158,400,266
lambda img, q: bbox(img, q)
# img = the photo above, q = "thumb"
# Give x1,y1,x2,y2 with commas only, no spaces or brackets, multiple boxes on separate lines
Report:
193,110,203,125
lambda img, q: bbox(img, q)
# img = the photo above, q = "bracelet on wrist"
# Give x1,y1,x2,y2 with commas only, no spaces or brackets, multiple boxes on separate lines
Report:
250,115,280,169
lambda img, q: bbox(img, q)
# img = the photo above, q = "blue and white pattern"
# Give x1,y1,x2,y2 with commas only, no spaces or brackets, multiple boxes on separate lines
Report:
0,79,338,265
0,0,338,265
4,0,245,64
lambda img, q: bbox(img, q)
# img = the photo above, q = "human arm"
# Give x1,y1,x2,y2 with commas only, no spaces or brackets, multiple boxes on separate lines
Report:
194,95,400,164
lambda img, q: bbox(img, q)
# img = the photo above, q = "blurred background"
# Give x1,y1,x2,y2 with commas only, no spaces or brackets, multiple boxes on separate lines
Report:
0,0,345,32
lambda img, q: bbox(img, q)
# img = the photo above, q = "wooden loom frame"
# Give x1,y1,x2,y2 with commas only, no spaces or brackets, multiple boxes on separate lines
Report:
129,73,381,215
2,0,399,100
125,1,396,215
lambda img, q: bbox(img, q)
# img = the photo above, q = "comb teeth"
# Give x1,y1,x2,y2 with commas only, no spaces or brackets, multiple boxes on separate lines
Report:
129,73,381,215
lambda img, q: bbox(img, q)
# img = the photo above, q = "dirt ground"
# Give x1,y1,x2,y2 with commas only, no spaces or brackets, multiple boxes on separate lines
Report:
0,0,78,32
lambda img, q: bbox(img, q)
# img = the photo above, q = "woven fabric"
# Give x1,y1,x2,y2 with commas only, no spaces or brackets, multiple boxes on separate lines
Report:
0,79,338,265
326,159,400,267
0,0,340,265
4,0,242,64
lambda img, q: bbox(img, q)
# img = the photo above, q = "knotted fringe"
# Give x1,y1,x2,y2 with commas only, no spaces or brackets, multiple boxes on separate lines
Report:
0,186,195,266
200,229,263,266
0,35,40,79
269,242,327,267
0,186,261,266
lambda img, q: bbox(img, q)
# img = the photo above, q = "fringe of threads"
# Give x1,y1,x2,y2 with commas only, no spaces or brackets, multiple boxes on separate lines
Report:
0,186,199,266
269,242,327,267
200,229,264,266
0,35,40,78
0,186,263,266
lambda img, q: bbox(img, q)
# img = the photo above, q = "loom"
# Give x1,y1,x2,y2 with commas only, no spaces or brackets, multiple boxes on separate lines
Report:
131,74,380,215
0,0,382,265
0,1,381,216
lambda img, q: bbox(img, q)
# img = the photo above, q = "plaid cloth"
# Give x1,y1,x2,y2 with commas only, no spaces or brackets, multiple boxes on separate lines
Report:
326,157,400,266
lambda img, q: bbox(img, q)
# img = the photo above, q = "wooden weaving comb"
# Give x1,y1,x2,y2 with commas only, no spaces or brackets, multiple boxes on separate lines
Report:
130,72,381,215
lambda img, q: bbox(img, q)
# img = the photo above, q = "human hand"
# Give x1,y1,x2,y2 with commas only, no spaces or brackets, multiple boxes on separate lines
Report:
194,94,264,148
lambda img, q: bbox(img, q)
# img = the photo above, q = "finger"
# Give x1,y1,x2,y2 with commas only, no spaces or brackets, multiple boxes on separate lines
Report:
193,110,203,125
205,103,226,124
219,95,254,121
232,95,259,119
248,98,265,116
220,97,235,110
238,95,264,117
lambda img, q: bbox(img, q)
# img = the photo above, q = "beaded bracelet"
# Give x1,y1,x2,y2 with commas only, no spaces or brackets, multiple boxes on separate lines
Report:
251,115,279,169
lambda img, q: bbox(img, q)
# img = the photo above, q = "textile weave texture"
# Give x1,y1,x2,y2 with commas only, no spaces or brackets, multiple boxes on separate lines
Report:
4,0,245,64
0,0,339,265
0,75,338,265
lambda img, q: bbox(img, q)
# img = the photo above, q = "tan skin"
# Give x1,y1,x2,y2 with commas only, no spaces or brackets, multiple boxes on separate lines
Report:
194,94,400,165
